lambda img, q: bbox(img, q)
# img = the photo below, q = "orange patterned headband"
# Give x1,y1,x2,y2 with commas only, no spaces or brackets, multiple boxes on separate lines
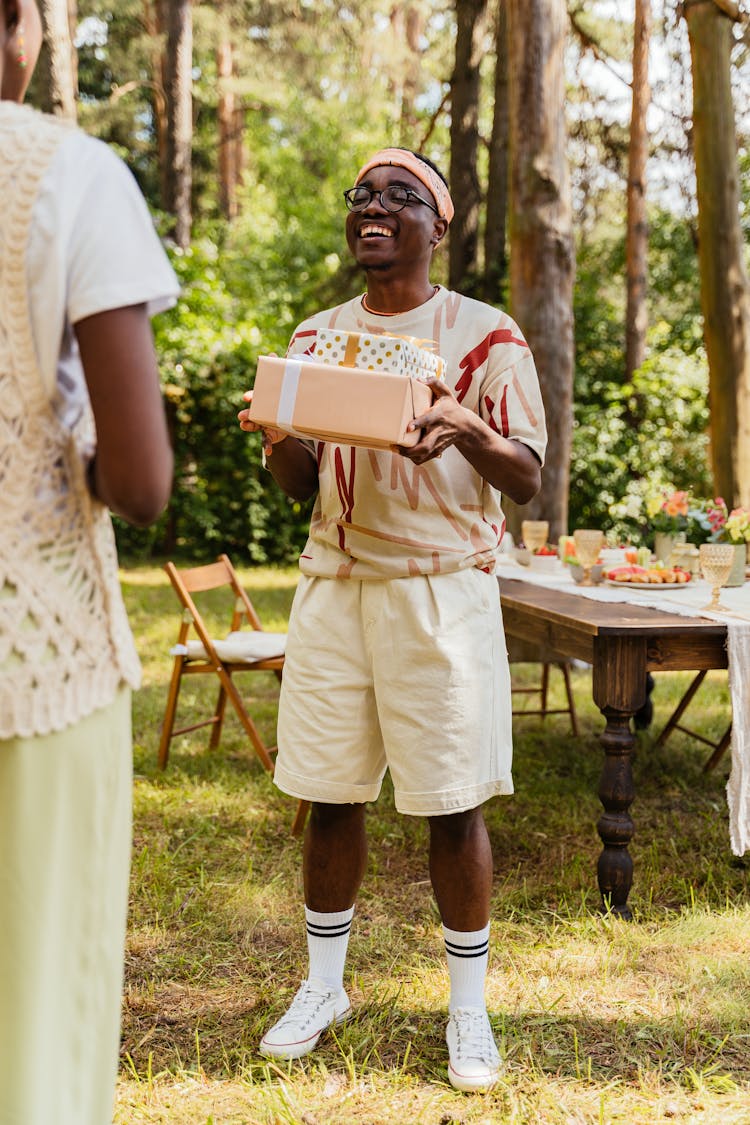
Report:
355,149,454,224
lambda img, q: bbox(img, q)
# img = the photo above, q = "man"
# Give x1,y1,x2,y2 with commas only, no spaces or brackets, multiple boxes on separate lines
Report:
239,148,546,1091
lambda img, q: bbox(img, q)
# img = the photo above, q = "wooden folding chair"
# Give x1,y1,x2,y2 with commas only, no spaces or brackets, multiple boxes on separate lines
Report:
158,554,286,773
507,635,580,736
653,670,732,772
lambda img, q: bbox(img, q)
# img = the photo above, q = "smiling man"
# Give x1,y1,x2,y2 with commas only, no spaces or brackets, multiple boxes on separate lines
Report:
239,148,547,1091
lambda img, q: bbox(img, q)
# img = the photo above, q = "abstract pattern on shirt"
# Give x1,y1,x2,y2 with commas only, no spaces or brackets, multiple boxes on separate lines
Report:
286,287,547,580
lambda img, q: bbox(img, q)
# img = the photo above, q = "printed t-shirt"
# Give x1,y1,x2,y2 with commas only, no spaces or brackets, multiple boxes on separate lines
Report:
286,287,547,580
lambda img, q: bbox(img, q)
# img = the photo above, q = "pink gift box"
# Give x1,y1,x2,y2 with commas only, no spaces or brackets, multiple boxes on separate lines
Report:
248,356,434,449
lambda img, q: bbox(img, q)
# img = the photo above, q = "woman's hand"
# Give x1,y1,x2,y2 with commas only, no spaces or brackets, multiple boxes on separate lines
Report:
238,389,288,458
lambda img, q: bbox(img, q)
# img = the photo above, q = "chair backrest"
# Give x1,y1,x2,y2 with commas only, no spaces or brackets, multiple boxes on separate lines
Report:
164,554,266,660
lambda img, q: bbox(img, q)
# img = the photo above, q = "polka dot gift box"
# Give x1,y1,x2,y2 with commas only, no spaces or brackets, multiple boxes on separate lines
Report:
313,329,445,381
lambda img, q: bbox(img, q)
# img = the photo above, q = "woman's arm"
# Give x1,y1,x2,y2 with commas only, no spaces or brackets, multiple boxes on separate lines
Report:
75,303,173,526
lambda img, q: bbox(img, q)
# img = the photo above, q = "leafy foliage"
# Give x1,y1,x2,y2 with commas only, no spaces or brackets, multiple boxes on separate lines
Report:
67,1,748,560
569,207,711,542
114,232,315,564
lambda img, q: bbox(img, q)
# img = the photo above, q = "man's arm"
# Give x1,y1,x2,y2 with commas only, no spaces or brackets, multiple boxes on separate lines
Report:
238,391,319,501
398,379,542,504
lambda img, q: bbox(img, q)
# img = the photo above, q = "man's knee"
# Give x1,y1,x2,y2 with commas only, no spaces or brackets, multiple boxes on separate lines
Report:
428,806,485,845
309,801,366,832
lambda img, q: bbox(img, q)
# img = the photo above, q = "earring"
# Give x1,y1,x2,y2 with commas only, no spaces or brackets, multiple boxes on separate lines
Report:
16,22,28,68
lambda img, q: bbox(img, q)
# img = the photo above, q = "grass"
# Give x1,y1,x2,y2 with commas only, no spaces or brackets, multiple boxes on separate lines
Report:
116,563,750,1124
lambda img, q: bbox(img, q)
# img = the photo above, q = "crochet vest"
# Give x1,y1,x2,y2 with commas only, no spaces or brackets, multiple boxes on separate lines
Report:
0,104,141,739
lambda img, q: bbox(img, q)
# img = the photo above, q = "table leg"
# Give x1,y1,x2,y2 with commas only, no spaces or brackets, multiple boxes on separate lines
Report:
592,635,648,920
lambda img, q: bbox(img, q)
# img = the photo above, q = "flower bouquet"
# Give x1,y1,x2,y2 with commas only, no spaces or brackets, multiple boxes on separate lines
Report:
644,489,691,535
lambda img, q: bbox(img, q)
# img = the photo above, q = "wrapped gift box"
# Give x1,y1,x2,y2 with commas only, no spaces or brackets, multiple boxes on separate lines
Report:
248,355,434,449
313,329,445,381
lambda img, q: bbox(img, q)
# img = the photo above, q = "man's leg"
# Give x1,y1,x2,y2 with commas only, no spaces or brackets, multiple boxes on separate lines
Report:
259,802,367,1060
304,801,368,910
428,806,492,929
428,806,501,1092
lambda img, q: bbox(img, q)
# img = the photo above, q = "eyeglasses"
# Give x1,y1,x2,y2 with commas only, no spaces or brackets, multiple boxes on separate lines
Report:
343,185,438,215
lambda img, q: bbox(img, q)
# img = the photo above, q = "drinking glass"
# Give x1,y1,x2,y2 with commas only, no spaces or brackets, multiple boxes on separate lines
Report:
699,543,736,610
521,520,549,554
573,529,605,586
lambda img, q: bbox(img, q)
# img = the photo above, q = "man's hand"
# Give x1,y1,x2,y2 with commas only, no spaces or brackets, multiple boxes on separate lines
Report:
238,389,288,458
397,378,468,464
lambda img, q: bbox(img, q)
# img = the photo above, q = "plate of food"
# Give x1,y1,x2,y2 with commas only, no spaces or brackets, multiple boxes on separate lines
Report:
604,564,692,588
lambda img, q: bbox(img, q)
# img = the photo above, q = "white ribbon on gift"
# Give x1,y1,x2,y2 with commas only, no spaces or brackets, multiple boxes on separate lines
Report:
277,358,303,427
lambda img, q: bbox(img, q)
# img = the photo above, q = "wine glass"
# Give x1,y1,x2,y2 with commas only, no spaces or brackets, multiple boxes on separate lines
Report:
522,520,549,554
573,529,605,586
699,543,736,610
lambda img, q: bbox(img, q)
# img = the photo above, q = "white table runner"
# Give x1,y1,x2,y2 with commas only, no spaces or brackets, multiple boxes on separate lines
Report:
497,559,750,855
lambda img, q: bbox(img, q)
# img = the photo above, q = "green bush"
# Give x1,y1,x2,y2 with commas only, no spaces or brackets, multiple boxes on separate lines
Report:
114,231,315,565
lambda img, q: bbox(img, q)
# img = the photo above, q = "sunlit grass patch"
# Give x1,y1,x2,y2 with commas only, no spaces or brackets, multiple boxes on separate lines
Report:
117,564,750,1123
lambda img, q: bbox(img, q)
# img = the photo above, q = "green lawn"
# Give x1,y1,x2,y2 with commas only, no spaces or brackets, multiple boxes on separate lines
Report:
116,563,749,1124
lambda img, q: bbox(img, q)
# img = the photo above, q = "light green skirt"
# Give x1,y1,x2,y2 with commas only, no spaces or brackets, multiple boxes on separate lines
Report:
0,689,132,1125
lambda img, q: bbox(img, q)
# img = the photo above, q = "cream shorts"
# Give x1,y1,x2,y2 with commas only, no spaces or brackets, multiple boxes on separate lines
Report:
274,568,513,815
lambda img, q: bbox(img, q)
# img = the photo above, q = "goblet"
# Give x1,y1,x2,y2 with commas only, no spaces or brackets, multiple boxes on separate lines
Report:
573,529,605,586
522,520,549,554
699,543,736,610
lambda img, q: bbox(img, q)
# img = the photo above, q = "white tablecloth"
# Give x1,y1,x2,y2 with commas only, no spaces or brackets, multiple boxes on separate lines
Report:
497,558,750,855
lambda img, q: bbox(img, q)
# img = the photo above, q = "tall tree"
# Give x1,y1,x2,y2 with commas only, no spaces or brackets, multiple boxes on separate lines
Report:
162,0,193,248
449,0,487,293
684,0,750,507
506,0,575,541
217,25,241,220
482,0,508,303
625,0,651,380
38,0,77,119
389,2,426,141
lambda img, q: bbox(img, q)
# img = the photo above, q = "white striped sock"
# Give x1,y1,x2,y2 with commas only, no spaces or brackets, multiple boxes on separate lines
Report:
305,905,354,990
443,922,490,1012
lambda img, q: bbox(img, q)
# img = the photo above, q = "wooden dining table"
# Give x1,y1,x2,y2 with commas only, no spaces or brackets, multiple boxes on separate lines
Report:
497,575,730,919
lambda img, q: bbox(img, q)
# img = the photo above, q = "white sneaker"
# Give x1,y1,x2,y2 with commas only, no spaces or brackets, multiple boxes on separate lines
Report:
259,978,351,1060
446,1007,502,1092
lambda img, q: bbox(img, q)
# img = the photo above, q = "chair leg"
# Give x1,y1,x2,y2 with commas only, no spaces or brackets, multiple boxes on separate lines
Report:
291,800,310,837
560,662,580,737
209,684,228,749
654,671,708,748
218,670,275,772
158,659,184,770
703,723,733,773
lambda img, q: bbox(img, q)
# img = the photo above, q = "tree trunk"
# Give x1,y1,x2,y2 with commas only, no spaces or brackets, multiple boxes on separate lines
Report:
67,0,77,96
145,0,168,203
685,0,750,507
217,35,240,220
625,0,651,380
163,0,193,248
506,0,575,542
482,0,508,304
38,0,77,119
389,2,426,140
448,0,487,294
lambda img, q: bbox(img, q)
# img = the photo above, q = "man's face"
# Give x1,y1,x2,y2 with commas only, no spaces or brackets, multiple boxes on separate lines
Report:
345,164,444,276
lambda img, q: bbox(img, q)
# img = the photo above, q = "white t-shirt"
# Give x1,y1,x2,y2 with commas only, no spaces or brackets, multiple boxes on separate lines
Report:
26,129,179,429
286,288,548,580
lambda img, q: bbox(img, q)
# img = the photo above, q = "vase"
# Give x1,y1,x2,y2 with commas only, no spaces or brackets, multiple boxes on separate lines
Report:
653,531,685,565
725,543,746,587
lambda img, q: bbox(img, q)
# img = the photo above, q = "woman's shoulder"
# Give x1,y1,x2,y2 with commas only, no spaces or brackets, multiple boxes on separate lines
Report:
52,126,133,185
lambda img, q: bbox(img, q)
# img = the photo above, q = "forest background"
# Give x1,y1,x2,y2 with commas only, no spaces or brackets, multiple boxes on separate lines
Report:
28,0,750,565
